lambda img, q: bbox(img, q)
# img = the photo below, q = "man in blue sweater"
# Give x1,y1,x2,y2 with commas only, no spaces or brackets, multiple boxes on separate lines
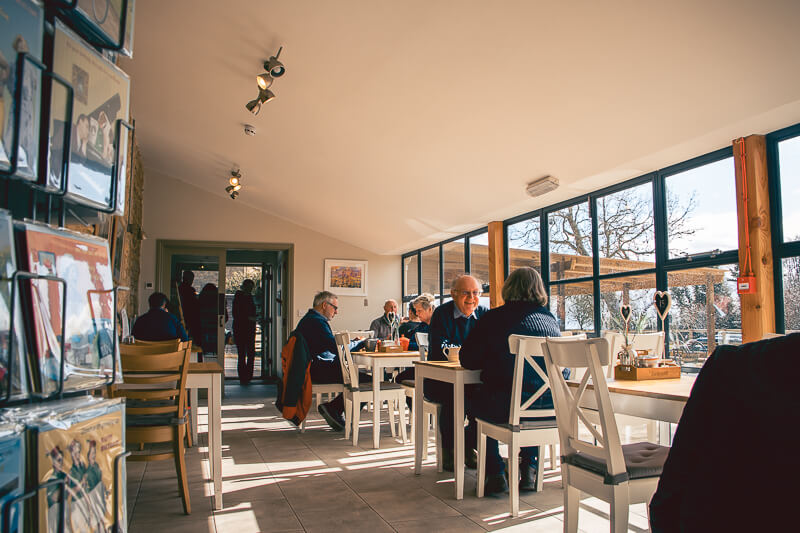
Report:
295,291,364,431
424,274,488,471
132,292,189,342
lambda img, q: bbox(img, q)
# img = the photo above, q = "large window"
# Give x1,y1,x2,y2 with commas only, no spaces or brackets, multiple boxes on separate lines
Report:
442,239,465,291
550,281,594,334
597,182,655,274
420,248,439,297
507,216,541,273
548,202,592,281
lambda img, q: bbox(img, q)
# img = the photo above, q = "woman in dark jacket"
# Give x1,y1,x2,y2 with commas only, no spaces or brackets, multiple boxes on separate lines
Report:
198,283,220,353
233,279,258,385
460,266,561,495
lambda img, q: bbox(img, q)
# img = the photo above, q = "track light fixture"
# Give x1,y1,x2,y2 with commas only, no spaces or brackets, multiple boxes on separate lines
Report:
247,46,285,115
225,170,243,199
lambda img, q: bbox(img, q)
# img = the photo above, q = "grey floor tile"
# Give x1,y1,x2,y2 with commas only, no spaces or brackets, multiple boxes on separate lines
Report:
359,487,460,522
392,516,485,532
296,507,394,533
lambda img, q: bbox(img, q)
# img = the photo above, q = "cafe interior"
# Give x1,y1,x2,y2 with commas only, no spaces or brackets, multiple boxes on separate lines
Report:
1,1,800,532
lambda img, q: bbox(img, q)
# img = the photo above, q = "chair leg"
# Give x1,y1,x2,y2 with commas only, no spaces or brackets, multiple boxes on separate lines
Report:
344,397,352,440
611,484,630,533
388,400,397,438
509,440,520,517
398,397,407,443
476,427,487,498
174,425,191,515
409,392,416,441
536,446,545,493
549,444,557,469
434,409,443,473
564,481,579,533
352,397,361,446
186,411,193,448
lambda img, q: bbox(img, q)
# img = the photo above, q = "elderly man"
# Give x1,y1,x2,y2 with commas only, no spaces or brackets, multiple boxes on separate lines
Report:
368,299,399,339
132,292,189,342
424,274,488,471
296,291,365,431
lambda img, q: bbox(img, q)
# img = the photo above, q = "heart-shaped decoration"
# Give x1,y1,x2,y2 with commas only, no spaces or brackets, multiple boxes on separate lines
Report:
619,304,632,325
654,291,672,322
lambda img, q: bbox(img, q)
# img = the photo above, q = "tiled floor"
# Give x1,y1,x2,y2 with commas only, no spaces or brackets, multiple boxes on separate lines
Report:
126,384,651,532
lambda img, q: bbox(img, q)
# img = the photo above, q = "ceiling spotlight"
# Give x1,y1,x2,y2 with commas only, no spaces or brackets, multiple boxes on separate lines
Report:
225,185,240,199
256,72,274,90
245,88,275,115
264,46,285,78
226,170,243,198
229,170,241,187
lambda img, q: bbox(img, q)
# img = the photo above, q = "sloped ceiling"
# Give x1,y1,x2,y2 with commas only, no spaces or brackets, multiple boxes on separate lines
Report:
120,0,800,255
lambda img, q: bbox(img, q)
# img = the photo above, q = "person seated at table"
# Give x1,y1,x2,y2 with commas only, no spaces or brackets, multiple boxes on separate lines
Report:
424,274,488,471
649,332,800,533
368,299,399,339
132,292,189,342
296,291,367,431
395,294,436,399
460,266,561,495
398,302,421,340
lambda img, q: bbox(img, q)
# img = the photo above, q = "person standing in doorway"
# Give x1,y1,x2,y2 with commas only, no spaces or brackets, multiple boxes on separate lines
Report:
233,279,258,385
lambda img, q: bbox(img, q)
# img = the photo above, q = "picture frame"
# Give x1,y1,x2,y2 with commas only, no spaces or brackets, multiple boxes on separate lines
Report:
48,20,130,215
323,259,368,296
58,0,136,58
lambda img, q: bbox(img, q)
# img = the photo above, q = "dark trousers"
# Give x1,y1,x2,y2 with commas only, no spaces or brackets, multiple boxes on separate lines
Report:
310,358,369,415
465,387,546,476
236,331,256,384
423,380,478,450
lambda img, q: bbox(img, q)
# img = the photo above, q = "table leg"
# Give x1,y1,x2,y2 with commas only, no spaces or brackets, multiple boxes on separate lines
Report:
210,374,223,510
414,367,424,475
454,372,465,500
190,388,199,446
373,361,381,448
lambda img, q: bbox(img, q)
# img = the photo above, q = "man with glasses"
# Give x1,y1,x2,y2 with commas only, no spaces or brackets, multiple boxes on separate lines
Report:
424,274,488,471
296,291,365,431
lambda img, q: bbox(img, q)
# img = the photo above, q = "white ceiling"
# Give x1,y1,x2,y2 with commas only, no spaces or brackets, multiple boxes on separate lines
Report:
120,0,800,255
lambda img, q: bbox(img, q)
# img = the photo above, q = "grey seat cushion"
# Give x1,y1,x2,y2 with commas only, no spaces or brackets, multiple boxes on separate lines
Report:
563,441,669,484
400,379,415,388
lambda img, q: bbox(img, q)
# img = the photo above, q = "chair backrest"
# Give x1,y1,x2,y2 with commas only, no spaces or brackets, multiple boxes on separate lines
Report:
128,339,191,354
114,344,191,421
416,332,429,360
631,331,665,357
334,332,360,389
543,337,626,480
336,329,374,339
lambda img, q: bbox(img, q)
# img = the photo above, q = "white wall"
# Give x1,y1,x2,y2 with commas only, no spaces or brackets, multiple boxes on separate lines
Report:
138,170,400,331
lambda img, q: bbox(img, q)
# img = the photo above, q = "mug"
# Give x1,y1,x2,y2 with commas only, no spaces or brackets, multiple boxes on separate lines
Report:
443,345,461,363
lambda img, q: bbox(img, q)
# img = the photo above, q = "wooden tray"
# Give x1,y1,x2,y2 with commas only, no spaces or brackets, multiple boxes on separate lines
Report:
378,345,404,353
614,363,681,381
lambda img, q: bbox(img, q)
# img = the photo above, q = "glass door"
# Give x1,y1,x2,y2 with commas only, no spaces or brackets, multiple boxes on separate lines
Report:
158,245,227,359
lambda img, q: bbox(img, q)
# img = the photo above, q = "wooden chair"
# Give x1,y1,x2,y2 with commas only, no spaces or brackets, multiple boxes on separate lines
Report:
298,382,344,433
399,331,442,467
543,337,669,532
112,343,193,514
335,332,407,446
476,334,573,517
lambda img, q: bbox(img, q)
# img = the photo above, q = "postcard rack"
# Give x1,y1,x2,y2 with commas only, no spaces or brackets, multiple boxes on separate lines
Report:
1,477,66,533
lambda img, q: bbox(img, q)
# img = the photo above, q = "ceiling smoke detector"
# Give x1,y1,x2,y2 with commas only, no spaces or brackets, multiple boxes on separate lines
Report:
244,124,256,136
525,175,559,197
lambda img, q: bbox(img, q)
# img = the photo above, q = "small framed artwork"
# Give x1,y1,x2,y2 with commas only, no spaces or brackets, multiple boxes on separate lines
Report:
324,259,368,296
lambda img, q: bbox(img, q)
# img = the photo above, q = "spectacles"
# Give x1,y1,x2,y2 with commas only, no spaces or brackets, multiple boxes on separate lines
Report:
325,301,338,311
454,290,482,298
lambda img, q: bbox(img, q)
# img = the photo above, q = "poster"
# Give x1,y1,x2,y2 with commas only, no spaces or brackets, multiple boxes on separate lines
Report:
60,0,135,58
0,424,24,533
19,222,120,395
0,209,28,401
323,259,368,296
49,21,130,215
31,397,125,533
0,0,44,179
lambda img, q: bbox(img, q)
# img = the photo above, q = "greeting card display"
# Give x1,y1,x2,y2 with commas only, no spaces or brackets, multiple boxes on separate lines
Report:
0,0,45,180
8,397,126,533
18,222,120,395
58,0,135,58
0,423,25,533
49,21,130,215
0,209,28,401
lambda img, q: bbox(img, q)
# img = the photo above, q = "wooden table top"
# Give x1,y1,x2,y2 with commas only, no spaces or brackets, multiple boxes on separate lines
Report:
568,375,695,402
352,350,420,358
189,361,224,374
414,360,472,371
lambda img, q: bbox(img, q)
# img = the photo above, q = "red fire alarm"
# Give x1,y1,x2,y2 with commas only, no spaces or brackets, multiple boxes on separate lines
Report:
737,276,757,294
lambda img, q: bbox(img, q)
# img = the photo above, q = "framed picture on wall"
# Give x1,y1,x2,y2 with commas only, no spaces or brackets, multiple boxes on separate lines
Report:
324,259,368,296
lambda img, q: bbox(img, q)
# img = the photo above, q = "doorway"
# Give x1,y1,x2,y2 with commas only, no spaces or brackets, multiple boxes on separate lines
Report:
156,240,292,381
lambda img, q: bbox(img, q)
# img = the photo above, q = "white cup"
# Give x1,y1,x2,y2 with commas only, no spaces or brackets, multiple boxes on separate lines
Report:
443,345,461,363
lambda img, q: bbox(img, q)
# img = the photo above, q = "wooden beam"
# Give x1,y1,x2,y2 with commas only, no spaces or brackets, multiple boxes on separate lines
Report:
733,135,775,343
487,221,504,308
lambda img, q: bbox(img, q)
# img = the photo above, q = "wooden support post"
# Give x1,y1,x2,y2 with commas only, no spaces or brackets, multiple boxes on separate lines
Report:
733,135,775,343
487,221,505,308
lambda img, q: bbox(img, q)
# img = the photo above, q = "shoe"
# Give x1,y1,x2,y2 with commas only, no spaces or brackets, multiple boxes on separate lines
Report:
442,449,454,472
465,449,478,469
484,472,509,495
318,402,345,431
519,458,537,491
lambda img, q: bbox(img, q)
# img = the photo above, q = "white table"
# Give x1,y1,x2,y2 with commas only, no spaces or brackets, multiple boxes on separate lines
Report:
188,360,224,510
351,350,420,448
413,360,481,500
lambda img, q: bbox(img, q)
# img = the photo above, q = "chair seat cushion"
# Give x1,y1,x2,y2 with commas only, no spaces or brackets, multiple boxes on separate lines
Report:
400,380,415,388
563,441,669,484
346,382,403,392
486,417,558,431
127,413,186,427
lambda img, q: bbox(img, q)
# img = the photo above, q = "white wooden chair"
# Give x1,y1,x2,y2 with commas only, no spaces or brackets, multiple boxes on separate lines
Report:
335,332,407,446
298,383,344,433
475,335,559,517
602,331,664,378
543,337,669,533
